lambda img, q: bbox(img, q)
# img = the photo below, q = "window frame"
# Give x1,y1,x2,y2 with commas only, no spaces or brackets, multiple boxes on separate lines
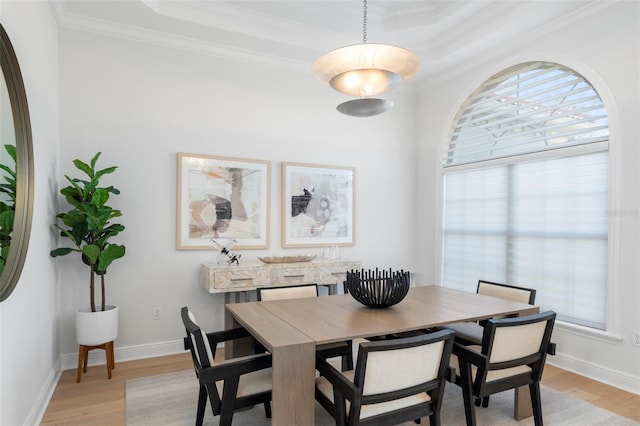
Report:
435,61,622,341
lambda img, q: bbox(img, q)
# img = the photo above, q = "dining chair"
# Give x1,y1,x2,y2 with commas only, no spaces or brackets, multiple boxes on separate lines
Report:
446,280,537,346
181,307,272,426
315,329,455,426
257,282,319,301
258,283,354,371
449,310,556,426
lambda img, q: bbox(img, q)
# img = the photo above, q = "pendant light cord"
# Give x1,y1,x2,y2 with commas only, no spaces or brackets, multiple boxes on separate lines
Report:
362,0,368,44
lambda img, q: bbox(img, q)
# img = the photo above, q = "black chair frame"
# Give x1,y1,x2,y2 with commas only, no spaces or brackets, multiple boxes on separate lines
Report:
477,279,537,304
316,329,455,426
452,310,556,426
181,307,272,426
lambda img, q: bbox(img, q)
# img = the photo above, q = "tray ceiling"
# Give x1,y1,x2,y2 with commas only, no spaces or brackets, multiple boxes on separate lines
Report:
51,0,618,84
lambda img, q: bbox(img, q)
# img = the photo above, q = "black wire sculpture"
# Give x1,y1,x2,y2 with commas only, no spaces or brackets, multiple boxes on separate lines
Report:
345,268,410,308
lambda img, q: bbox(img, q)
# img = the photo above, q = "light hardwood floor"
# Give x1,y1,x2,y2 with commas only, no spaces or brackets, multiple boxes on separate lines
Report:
41,353,640,425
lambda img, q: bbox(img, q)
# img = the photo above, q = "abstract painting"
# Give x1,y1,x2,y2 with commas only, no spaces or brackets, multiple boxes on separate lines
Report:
177,153,270,249
282,162,354,248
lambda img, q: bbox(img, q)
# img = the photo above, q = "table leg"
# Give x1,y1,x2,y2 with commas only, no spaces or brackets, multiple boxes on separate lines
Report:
224,309,254,359
271,341,316,425
514,385,533,420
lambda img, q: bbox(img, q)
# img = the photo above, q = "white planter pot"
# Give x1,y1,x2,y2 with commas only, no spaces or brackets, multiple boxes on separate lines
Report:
76,305,119,346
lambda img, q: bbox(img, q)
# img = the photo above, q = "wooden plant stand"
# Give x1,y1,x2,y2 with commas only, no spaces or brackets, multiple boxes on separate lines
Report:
76,341,115,383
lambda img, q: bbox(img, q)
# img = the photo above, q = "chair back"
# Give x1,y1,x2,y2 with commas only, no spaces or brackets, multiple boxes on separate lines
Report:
257,283,318,301
181,307,274,422
478,311,556,387
181,307,216,370
351,329,455,422
477,280,536,304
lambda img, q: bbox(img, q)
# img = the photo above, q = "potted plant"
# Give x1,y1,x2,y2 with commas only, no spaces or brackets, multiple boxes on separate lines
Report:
50,152,125,346
0,144,17,277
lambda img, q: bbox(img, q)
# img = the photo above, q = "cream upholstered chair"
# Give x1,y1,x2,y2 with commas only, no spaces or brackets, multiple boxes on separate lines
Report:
181,307,272,426
446,280,539,409
257,282,319,301
315,329,455,426
449,311,556,426
258,283,354,371
446,280,536,346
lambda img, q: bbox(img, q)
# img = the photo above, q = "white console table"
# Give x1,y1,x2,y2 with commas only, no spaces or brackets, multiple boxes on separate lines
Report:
200,259,361,303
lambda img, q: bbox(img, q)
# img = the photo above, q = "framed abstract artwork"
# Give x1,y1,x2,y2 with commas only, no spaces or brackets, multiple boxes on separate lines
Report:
282,162,355,248
177,153,270,250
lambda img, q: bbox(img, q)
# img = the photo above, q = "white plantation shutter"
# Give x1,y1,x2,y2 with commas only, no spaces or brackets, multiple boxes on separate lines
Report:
442,62,609,330
443,61,608,167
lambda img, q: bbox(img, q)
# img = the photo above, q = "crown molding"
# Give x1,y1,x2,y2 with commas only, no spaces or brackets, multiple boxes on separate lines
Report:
53,1,310,73
416,0,627,89
50,0,627,87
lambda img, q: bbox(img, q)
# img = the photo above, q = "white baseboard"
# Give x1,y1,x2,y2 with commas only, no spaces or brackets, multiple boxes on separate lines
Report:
29,358,62,426
33,340,185,425
548,351,640,395
57,339,640,396
60,339,185,371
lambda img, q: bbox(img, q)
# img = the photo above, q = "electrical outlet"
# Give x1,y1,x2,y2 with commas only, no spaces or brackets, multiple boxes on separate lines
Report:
633,331,640,347
153,306,161,320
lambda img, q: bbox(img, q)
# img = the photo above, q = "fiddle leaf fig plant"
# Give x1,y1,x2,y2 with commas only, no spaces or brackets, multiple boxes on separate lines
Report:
50,152,126,312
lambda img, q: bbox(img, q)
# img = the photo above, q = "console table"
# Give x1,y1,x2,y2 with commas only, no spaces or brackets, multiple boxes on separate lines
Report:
200,259,361,303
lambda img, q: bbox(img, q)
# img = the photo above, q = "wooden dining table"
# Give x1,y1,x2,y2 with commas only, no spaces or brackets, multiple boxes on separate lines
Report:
225,284,539,425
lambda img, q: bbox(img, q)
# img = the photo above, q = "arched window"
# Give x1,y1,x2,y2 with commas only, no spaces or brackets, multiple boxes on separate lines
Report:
441,62,609,330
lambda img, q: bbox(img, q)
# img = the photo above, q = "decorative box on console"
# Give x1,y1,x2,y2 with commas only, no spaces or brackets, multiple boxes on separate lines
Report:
200,259,361,295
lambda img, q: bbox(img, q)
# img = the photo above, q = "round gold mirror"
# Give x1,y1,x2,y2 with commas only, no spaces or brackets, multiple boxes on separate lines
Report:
0,24,34,302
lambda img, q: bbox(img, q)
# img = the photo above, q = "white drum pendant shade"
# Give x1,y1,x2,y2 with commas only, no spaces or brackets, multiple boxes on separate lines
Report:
312,43,418,97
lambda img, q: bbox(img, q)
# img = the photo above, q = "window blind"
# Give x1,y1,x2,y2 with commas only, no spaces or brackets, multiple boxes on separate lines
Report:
441,62,609,330
443,151,608,329
443,61,609,167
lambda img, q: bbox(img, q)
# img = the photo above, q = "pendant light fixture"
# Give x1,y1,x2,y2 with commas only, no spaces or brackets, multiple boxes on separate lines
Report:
312,0,419,117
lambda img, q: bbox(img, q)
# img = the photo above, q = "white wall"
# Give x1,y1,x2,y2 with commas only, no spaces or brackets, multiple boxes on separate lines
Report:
57,29,418,359
0,1,60,425
416,2,640,393
1,1,638,424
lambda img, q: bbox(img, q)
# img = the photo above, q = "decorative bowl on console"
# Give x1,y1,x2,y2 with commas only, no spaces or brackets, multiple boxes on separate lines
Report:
345,268,410,308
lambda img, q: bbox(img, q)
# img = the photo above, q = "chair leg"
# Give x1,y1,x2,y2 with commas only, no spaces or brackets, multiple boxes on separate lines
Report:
459,364,477,426
196,385,207,426
342,341,353,371
474,395,490,407
530,382,544,426
481,396,489,408
429,411,441,426
342,350,354,371
219,379,240,426
334,391,348,426
263,401,272,419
